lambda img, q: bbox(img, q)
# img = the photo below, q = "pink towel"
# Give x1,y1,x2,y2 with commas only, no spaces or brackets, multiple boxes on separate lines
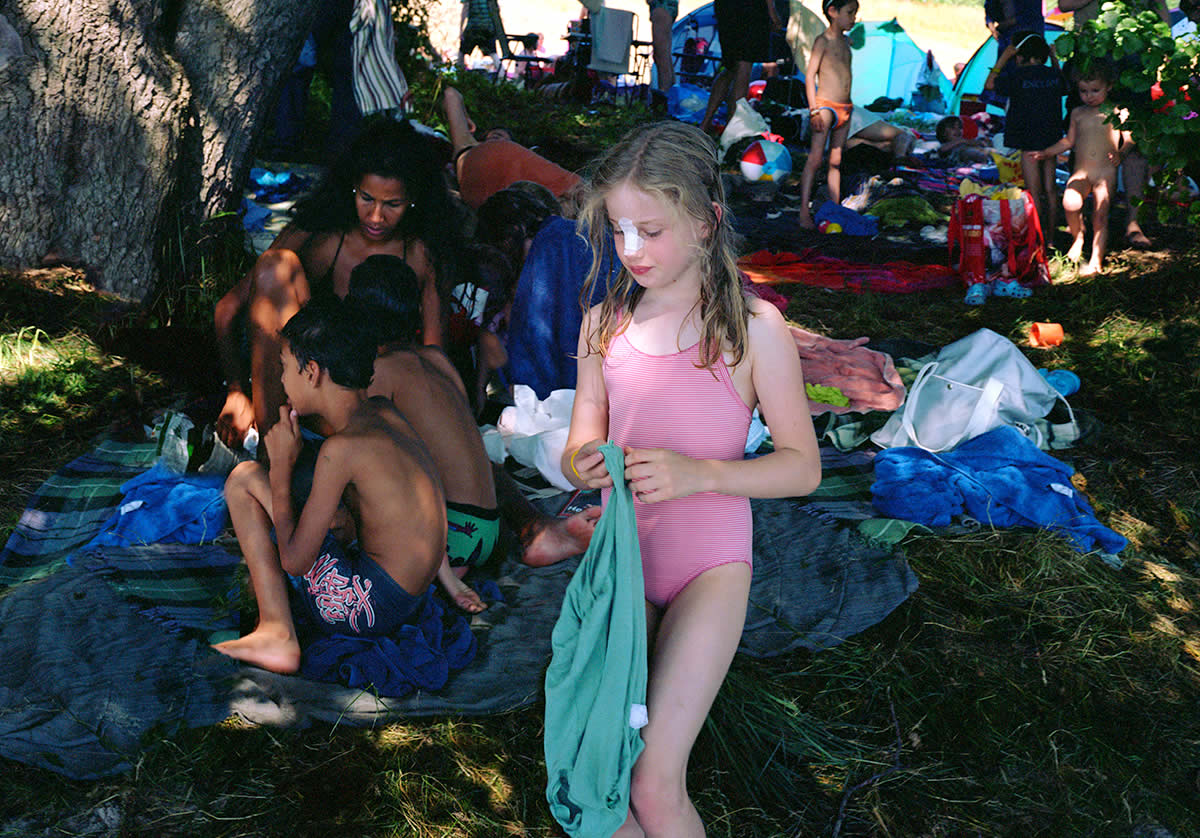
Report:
790,326,906,415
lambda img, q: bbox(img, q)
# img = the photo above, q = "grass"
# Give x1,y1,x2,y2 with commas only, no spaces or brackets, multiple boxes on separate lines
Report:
4,63,1200,838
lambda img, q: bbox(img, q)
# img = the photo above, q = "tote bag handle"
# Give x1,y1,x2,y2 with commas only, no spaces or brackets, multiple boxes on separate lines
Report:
901,362,1005,453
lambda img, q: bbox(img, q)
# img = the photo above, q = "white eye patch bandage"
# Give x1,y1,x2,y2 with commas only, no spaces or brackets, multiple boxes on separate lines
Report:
617,217,643,255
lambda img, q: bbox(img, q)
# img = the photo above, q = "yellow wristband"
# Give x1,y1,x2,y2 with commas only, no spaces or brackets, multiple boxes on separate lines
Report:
569,448,582,480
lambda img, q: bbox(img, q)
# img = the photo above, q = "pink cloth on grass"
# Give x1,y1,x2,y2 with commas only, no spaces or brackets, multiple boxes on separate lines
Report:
790,326,906,415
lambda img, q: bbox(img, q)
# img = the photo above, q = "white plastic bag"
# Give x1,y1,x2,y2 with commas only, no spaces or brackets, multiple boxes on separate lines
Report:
494,386,576,491
872,328,1074,452
719,98,770,155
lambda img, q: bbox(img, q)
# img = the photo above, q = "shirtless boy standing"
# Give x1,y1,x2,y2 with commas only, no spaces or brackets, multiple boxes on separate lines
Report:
798,0,859,230
345,255,601,613
215,297,446,674
1034,63,1131,276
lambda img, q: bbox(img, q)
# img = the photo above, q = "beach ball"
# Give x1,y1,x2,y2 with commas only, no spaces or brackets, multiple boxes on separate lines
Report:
748,79,767,102
739,139,792,183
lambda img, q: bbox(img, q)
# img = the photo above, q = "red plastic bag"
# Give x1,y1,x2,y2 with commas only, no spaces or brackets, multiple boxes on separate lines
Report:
949,193,987,287
949,191,1049,288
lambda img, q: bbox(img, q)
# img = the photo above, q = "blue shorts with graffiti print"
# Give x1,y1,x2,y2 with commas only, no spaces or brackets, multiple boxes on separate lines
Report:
289,533,429,638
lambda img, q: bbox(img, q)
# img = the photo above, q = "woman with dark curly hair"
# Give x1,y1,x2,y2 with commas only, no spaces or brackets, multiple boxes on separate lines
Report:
213,117,462,448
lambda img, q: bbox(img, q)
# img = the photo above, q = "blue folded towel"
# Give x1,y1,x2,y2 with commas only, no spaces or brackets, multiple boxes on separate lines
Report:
301,586,477,697
81,463,227,551
872,425,1126,558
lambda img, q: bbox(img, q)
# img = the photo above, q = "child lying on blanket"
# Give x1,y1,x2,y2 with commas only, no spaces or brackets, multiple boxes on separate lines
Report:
935,116,992,166
216,297,446,675
347,255,602,612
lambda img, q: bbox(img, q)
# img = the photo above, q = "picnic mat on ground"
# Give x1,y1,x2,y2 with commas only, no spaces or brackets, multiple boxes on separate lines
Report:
739,248,959,294
0,438,917,778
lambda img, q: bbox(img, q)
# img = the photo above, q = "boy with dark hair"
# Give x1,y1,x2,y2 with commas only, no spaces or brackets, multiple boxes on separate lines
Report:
349,256,497,612
215,296,446,673
798,0,859,230
346,256,601,609
987,32,1067,245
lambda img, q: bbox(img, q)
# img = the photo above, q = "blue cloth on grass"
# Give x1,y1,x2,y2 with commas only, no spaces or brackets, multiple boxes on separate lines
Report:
544,443,647,837
301,585,477,698
814,200,880,236
505,216,615,400
82,463,227,551
871,425,1127,557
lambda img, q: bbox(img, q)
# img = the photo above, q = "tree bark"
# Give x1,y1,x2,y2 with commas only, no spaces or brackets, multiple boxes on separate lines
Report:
0,0,316,300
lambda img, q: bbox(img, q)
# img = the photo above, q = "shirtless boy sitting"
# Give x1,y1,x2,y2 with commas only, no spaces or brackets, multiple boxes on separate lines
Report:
348,255,499,613
1033,62,1131,276
799,0,859,230
345,255,601,606
215,297,446,674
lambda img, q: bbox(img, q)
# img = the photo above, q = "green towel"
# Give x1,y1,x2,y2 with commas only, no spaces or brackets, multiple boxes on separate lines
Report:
866,196,947,228
544,443,648,837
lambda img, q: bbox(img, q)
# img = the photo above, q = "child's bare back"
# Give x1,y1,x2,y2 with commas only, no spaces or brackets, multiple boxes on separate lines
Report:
369,346,500,613
368,348,496,511
333,396,446,595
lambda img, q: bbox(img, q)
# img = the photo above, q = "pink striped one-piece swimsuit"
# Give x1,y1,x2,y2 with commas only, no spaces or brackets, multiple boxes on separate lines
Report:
603,330,753,608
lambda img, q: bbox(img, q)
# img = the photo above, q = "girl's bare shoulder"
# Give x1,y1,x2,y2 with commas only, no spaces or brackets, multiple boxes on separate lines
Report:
745,297,793,354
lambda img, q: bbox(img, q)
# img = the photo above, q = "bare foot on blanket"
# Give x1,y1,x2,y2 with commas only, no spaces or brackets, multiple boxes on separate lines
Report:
437,558,487,613
522,506,602,567
214,624,301,674
798,213,817,231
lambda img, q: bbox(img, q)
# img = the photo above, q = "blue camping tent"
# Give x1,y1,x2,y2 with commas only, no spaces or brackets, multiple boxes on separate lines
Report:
657,2,721,86
948,23,1067,116
659,7,952,111
848,19,953,108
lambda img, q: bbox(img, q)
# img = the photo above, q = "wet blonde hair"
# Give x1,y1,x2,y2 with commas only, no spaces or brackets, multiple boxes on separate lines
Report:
577,120,750,370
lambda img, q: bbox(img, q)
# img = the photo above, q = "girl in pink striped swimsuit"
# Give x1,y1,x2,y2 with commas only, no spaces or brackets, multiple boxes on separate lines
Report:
562,121,821,837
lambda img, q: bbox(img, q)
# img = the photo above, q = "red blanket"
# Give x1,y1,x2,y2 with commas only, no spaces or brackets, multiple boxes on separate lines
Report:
739,249,958,294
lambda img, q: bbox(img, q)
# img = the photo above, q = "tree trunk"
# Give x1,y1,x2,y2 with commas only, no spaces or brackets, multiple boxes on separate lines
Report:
0,0,316,300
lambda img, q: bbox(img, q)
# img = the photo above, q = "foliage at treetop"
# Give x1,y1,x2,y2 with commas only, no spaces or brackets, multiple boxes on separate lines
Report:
1054,0,1200,224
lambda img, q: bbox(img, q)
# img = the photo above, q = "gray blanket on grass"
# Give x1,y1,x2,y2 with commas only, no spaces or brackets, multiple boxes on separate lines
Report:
0,442,917,779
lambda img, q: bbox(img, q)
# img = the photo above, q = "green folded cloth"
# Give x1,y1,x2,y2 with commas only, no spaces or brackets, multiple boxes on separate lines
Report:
866,196,947,228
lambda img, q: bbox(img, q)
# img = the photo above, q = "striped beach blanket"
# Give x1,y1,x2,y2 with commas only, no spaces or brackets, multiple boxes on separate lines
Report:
0,438,242,637
0,436,918,778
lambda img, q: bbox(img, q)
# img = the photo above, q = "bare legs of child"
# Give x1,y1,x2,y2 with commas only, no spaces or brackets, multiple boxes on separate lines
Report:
798,119,850,230
1021,151,1058,239
1063,173,1112,276
613,562,751,837
214,460,302,674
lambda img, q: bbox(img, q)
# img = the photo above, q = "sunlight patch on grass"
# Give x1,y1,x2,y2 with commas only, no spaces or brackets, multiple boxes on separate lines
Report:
374,723,433,750
1086,313,1161,367
452,756,514,808
0,327,95,383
